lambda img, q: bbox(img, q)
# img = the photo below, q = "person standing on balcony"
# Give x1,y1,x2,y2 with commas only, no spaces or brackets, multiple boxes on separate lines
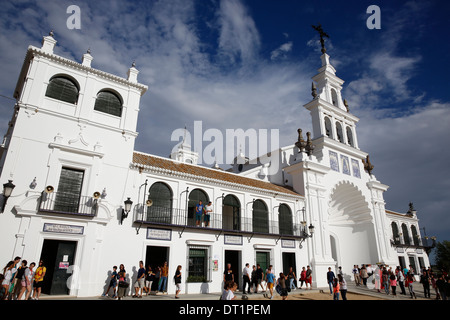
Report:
204,201,213,227
195,200,204,227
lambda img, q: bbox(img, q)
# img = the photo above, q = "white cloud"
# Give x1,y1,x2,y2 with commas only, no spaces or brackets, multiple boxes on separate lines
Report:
216,0,261,66
270,41,293,61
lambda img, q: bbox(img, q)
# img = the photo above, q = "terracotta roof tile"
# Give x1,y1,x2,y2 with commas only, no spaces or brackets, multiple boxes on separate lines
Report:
132,152,301,197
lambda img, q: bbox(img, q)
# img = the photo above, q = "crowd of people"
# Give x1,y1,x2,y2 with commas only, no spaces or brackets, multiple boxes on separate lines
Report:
1,257,46,300
101,260,182,300
4,255,450,301
349,264,450,300
221,262,315,300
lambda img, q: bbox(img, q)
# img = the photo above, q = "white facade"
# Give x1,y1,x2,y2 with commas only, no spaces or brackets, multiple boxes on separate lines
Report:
0,34,431,297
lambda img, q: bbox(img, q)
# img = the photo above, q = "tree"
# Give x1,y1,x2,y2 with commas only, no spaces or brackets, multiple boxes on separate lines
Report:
434,240,450,272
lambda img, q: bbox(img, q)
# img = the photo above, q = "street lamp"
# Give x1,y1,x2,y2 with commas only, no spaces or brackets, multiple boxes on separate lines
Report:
1,180,16,213
120,197,133,225
308,223,315,235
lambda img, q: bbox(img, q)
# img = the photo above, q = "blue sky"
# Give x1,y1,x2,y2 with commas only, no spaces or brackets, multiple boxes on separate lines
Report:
0,0,449,255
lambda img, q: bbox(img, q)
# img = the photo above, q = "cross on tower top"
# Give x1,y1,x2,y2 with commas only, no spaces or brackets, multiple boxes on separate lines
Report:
312,24,329,54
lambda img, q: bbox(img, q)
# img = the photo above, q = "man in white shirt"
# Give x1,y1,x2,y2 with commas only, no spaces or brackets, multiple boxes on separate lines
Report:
204,201,213,227
352,265,361,286
243,263,252,294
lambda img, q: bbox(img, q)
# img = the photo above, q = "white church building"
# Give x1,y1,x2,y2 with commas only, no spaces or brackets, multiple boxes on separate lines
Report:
0,32,433,297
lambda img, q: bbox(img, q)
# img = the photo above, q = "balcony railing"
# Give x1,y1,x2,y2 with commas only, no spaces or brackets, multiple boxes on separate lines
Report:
391,236,436,250
133,205,306,238
39,191,99,217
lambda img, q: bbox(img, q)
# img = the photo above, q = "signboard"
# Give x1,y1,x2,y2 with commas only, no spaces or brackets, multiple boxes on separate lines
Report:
212,260,218,271
146,227,172,241
43,223,84,235
59,262,70,269
281,239,296,248
224,235,243,245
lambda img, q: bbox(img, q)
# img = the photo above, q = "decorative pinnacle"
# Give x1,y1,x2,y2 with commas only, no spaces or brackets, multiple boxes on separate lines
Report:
344,99,349,112
311,82,317,99
362,155,374,175
305,132,315,156
295,128,306,153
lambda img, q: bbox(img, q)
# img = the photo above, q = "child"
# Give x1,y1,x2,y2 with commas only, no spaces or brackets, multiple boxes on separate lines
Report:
390,273,397,296
333,278,340,300
221,280,236,300
102,266,118,298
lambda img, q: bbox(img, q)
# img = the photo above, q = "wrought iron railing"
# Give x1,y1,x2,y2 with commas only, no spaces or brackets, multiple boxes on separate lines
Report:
39,191,99,217
133,205,306,237
391,236,436,250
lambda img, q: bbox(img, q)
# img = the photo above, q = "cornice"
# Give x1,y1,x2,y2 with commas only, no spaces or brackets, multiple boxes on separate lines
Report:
27,46,148,94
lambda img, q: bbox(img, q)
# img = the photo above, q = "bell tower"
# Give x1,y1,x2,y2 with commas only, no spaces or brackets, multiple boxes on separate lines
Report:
305,25,359,153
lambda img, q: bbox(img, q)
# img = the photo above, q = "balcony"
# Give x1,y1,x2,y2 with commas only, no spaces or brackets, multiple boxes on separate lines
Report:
133,205,307,238
391,236,436,252
39,191,99,217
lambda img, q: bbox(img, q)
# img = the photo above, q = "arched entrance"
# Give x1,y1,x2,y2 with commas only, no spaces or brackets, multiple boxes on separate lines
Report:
328,182,377,274
223,194,240,231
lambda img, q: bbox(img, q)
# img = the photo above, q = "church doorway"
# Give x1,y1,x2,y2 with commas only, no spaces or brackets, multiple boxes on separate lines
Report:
328,182,377,275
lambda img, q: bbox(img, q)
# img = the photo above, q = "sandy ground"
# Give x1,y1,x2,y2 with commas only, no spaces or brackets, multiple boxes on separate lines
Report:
249,290,387,300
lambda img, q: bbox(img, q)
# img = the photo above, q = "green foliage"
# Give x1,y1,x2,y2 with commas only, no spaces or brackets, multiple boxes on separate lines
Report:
434,240,450,272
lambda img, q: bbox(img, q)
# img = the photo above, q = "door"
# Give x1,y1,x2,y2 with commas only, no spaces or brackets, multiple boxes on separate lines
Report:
282,252,296,277
256,251,270,275
40,240,77,295
145,246,169,291
224,250,241,288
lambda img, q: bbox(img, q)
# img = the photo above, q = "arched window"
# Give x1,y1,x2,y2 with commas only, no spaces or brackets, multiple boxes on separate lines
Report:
188,189,209,226
147,182,173,224
94,90,123,117
336,122,344,143
324,116,332,138
223,194,240,231
401,223,410,245
331,89,338,107
411,225,420,246
278,204,293,235
252,199,269,233
45,75,79,104
346,126,354,146
391,222,400,244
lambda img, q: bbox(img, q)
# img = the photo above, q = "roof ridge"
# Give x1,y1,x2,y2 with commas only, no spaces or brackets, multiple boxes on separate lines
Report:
132,151,301,197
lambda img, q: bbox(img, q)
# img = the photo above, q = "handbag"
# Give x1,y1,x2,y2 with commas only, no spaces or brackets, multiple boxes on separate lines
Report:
118,281,129,288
